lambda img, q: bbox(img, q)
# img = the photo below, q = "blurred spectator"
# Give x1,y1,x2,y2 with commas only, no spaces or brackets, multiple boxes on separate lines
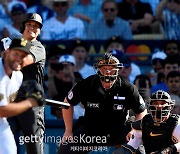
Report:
106,36,125,51
27,0,55,22
40,0,85,40
151,49,167,74
118,0,154,34
110,50,132,81
118,54,132,81
2,1,27,39
146,49,167,85
0,0,14,38
0,18,7,39
59,55,85,120
156,0,180,39
151,55,180,93
68,0,103,32
140,0,160,15
106,36,141,83
163,56,180,76
164,40,180,56
46,45,67,98
87,0,132,40
166,71,180,114
134,74,151,100
166,71,180,96
48,54,83,119
0,0,12,23
70,39,95,78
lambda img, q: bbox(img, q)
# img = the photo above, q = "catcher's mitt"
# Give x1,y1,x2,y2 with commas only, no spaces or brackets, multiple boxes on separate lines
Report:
14,80,45,106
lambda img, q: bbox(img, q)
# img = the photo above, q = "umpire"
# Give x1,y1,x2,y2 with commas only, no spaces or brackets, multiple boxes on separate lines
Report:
8,13,46,154
58,52,147,154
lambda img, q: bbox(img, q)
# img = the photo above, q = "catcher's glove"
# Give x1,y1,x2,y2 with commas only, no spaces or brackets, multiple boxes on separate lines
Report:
14,80,45,106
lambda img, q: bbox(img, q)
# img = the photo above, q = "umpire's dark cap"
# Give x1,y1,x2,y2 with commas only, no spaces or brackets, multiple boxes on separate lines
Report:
9,38,31,54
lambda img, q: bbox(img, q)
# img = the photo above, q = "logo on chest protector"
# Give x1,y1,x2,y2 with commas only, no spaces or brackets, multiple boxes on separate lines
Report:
87,102,99,108
113,104,123,110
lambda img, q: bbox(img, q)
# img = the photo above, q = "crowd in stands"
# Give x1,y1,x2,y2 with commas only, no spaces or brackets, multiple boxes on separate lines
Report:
0,1,179,154
0,0,180,40
0,0,179,118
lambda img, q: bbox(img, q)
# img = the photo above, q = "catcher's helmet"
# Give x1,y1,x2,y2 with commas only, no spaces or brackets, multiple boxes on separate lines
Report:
147,90,175,123
94,52,123,88
20,13,43,33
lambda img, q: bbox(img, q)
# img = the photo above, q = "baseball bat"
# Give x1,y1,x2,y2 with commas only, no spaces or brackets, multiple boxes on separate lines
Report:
45,99,70,109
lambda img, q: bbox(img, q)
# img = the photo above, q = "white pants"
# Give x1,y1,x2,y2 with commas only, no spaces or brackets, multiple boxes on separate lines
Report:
0,120,17,154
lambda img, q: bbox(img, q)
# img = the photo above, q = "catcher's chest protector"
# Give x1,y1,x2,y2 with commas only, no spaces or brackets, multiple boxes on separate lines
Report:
142,114,179,154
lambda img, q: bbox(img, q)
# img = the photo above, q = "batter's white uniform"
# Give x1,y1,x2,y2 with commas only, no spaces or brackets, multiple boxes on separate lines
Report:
0,58,23,154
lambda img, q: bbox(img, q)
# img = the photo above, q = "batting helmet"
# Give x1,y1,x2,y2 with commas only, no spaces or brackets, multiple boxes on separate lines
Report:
147,90,175,123
20,13,43,33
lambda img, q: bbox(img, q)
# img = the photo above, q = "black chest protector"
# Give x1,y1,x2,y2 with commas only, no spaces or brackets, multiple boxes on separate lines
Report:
142,114,179,154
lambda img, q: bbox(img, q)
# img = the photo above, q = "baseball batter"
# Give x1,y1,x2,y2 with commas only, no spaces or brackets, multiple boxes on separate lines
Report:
7,13,46,154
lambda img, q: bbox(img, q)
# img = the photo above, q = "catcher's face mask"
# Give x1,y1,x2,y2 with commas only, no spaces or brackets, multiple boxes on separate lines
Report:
147,90,175,123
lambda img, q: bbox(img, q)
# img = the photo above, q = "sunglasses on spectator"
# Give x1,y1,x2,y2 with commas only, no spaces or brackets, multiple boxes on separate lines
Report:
103,8,115,13
53,2,68,7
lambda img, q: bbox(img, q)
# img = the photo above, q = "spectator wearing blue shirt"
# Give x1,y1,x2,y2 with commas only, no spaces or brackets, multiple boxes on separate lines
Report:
27,0,55,22
40,0,86,40
156,0,180,40
68,0,103,32
87,0,132,40
2,1,27,39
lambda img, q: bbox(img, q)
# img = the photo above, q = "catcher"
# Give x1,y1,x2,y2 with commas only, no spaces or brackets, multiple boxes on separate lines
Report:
113,90,180,154
0,38,44,154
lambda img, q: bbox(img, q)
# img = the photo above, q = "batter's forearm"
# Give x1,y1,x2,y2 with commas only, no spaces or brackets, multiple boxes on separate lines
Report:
0,99,34,117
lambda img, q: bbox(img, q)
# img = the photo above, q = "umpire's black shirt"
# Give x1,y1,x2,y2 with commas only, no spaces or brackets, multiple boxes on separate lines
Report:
66,75,146,135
